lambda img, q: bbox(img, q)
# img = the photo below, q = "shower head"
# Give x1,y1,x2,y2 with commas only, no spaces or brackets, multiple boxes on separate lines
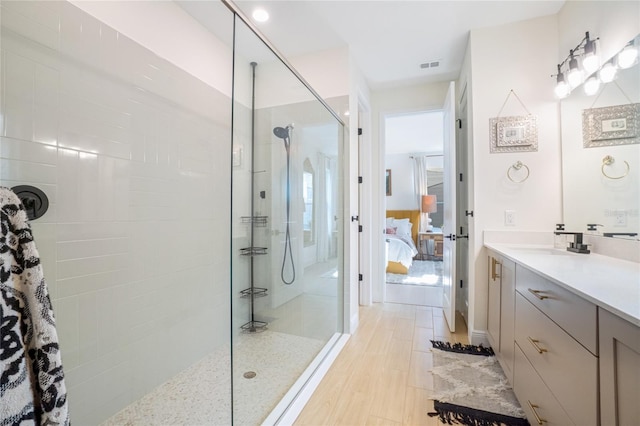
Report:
273,126,289,139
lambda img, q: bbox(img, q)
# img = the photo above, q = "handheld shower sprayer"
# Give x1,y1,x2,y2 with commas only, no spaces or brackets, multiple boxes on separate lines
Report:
273,124,296,285
273,124,294,141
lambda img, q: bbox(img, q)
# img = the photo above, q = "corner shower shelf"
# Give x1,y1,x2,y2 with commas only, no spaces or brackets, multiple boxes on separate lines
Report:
240,287,268,298
241,320,267,333
241,216,268,227
239,247,267,256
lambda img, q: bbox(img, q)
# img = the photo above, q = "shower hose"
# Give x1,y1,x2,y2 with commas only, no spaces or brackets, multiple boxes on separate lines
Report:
281,134,296,285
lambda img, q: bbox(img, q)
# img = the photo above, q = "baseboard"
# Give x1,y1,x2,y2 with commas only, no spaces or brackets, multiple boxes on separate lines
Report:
350,313,359,334
469,329,489,348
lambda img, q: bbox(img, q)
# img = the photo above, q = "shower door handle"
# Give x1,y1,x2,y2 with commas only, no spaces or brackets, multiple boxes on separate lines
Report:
351,215,359,222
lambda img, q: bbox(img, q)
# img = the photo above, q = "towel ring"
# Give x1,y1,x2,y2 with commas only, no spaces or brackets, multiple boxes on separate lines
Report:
601,155,630,180
507,161,530,183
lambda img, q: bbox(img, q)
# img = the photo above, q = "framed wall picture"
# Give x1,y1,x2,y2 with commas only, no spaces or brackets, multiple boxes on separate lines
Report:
489,115,538,153
583,103,640,147
385,169,392,196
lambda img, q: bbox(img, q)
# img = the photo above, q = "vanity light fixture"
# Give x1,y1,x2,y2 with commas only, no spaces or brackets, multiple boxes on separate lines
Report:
552,31,599,98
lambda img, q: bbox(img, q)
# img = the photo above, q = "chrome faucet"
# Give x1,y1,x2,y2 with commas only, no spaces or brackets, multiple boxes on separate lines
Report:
554,231,590,254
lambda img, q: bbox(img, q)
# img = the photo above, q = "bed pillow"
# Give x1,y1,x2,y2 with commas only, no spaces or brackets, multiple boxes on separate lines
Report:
386,217,395,228
392,218,412,238
385,227,397,234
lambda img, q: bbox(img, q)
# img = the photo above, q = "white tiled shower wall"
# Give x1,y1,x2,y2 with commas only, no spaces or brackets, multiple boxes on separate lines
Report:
0,1,233,423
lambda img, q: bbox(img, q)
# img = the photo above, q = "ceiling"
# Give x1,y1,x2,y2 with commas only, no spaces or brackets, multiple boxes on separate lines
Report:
177,0,565,154
229,0,565,90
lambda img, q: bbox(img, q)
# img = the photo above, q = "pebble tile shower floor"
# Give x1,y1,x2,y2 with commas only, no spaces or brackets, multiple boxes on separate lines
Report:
102,331,324,425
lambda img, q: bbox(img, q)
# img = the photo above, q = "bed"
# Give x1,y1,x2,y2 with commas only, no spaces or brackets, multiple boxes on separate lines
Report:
385,210,420,274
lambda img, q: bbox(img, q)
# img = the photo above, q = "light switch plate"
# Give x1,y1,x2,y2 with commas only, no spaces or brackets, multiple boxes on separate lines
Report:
505,210,516,226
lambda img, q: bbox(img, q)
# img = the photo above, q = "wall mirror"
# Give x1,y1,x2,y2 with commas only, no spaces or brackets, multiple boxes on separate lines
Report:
560,34,639,239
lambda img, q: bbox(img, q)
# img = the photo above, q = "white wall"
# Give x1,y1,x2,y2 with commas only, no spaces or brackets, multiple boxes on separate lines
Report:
385,153,416,210
468,14,562,344
70,0,233,98
290,47,351,102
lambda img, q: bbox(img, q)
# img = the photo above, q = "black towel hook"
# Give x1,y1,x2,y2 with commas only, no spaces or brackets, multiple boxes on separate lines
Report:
11,185,49,221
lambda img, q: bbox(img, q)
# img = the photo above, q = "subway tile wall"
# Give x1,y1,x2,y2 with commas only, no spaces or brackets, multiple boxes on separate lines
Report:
0,1,232,423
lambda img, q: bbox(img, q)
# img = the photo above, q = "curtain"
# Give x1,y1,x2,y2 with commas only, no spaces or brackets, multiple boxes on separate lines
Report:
316,152,332,262
412,156,429,232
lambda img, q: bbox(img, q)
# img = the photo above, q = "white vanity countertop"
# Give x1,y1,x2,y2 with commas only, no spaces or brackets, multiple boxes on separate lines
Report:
485,243,640,327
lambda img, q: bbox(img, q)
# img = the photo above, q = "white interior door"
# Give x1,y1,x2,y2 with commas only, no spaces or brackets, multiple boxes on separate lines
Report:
442,81,457,332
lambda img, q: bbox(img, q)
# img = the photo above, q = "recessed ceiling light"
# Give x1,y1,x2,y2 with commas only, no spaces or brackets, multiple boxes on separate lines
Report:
252,8,269,22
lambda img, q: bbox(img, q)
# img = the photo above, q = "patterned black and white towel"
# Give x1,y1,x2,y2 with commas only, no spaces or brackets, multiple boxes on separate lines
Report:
1,187,69,425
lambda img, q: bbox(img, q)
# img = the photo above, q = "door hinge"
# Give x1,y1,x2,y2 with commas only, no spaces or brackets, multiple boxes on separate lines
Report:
358,176,363,184
465,210,474,217
359,274,363,281
358,128,363,136
359,225,363,232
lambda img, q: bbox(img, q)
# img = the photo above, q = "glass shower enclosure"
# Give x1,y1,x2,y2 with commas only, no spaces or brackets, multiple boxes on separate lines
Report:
0,0,345,424
230,13,345,425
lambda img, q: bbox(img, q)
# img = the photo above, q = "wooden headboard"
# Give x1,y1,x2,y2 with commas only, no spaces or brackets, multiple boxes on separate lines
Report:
386,210,420,245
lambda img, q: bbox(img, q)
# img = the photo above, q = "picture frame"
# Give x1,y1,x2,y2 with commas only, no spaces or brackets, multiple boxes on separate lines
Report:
489,115,538,153
385,169,392,196
582,103,640,147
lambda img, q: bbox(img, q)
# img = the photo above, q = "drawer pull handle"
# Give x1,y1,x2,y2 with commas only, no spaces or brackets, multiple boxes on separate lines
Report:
527,401,547,425
528,288,548,300
528,337,548,354
491,257,502,280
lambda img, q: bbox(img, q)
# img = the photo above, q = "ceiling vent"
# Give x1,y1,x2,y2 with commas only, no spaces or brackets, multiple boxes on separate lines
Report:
420,60,441,69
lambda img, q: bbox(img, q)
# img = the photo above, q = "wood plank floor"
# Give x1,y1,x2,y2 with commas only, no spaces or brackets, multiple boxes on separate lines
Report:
294,303,469,426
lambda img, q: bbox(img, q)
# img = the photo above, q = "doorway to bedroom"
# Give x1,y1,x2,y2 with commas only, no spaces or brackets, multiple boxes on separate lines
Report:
384,110,444,307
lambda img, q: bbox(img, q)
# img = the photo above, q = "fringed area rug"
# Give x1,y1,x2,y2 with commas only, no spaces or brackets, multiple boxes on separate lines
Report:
428,341,529,426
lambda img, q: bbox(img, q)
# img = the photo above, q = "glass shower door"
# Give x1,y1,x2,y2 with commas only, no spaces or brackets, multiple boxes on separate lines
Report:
230,14,345,425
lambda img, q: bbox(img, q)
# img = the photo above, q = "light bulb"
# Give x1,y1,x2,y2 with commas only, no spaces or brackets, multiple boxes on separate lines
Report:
599,61,617,83
555,81,570,98
567,67,583,88
582,53,599,74
567,55,583,88
554,70,570,98
584,76,600,95
583,37,600,74
617,44,638,69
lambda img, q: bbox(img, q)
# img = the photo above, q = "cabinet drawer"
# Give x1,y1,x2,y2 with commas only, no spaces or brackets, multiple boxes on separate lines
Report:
515,265,597,354
513,344,574,426
515,293,598,426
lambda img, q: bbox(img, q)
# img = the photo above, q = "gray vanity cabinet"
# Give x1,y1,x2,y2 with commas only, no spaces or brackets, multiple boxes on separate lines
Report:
599,308,640,426
486,250,515,382
513,265,598,426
